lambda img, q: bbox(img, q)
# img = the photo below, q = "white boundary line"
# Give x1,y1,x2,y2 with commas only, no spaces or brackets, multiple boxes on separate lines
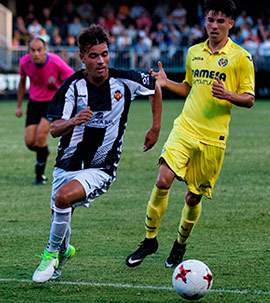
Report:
0,278,270,296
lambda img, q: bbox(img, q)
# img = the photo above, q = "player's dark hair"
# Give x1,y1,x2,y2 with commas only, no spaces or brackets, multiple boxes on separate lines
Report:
203,0,236,18
77,24,110,54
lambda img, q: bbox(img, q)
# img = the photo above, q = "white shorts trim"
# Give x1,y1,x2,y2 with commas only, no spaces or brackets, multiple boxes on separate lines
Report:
51,167,115,210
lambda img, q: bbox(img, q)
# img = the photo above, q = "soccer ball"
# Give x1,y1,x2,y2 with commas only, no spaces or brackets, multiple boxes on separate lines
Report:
172,259,213,300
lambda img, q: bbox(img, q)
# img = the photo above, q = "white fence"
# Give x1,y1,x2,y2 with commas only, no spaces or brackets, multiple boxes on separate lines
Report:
5,46,188,73
3,45,270,74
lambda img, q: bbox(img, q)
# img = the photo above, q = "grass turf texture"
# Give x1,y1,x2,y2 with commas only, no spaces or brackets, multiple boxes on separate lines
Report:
0,99,269,303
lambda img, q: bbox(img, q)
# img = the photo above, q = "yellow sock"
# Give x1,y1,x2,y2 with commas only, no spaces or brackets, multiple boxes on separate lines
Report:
177,202,202,245
145,185,170,239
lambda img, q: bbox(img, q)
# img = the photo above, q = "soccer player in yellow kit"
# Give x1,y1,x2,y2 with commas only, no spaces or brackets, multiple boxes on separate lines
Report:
126,0,255,268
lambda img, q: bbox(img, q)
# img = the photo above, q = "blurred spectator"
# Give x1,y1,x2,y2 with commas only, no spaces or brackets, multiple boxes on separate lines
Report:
239,22,253,41
258,32,270,56
38,28,50,45
59,16,69,41
66,33,81,69
98,16,107,30
135,36,151,68
116,28,132,50
235,10,254,28
39,7,51,25
51,27,64,46
138,27,152,49
117,0,130,23
68,17,84,38
25,3,36,26
231,27,245,46
171,1,187,26
44,19,56,39
52,33,63,46
14,16,28,45
189,24,204,45
76,0,94,25
12,30,21,47
152,22,167,45
179,23,190,46
254,18,267,42
64,1,79,23
136,11,152,30
112,19,124,37
102,1,115,17
243,30,259,57
109,35,117,67
27,18,42,38
126,24,137,45
104,11,116,32
130,1,145,19
153,0,169,21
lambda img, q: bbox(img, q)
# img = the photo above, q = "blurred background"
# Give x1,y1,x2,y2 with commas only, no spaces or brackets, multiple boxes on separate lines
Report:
0,0,270,98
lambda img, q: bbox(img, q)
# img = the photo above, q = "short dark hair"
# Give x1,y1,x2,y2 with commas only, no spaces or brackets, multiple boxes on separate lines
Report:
203,0,236,18
77,24,110,54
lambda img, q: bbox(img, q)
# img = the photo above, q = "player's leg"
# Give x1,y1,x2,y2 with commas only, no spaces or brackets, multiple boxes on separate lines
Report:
33,168,114,282
25,99,50,184
34,117,50,184
126,161,175,267
165,143,225,268
25,124,38,150
32,180,85,283
165,190,202,268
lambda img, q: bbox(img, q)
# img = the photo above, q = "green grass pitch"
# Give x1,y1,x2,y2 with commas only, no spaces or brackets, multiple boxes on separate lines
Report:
0,99,269,302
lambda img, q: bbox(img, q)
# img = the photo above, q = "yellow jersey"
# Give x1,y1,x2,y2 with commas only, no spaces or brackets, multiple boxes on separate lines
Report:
176,38,255,148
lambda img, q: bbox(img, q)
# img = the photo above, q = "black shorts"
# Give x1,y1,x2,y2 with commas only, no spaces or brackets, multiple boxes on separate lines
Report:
26,99,51,127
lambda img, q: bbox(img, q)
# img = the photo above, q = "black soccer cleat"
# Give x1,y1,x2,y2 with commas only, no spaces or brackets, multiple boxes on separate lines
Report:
34,174,48,185
165,240,186,268
126,237,158,267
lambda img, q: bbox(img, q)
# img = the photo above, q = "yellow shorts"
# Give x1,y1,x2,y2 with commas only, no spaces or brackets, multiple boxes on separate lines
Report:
160,130,224,199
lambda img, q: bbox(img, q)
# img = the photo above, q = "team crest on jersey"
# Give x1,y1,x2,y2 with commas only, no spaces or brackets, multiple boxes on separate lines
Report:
114,90,123,101
48,76,56,84
218,58,228,67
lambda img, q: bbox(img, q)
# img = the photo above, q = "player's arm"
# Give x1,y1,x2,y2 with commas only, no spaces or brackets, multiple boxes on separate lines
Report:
50,107,93,137
16,77,26,118
150,61,191,97
212,77,255,108
143,82,162,152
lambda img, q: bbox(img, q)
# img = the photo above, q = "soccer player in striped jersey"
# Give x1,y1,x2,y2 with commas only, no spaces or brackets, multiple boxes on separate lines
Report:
126,0,255,268
16,38,74,184
32,24,162,282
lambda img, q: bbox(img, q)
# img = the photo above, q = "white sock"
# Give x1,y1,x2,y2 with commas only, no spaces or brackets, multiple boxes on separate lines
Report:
47,207,72,253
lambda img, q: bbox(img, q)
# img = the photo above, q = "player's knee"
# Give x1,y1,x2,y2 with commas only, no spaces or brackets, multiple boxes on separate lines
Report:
36,133,48,146
25,139,36,150
185,191,202,206
156,175,171,190
55,191,71,209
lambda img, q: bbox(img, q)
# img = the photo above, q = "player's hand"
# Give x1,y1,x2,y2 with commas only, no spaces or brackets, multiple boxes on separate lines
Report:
143,127,160,152
72,107,93,126
149,61,168,88
15,107,23,118
212,77,229,100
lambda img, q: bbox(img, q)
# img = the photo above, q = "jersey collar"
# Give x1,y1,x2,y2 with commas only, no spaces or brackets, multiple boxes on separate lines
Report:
203,38,232,55
34,54,49,67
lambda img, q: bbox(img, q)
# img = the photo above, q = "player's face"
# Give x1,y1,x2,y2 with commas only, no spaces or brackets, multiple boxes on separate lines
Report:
29,40,47,65
205,10,234,45
80,43,110,86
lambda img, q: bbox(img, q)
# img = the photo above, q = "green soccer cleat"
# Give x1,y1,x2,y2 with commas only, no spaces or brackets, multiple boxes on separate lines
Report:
51,245,76,280
32,249,59,283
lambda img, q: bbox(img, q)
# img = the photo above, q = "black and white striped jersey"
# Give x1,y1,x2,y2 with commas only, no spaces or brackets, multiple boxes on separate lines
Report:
47,68,156,178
